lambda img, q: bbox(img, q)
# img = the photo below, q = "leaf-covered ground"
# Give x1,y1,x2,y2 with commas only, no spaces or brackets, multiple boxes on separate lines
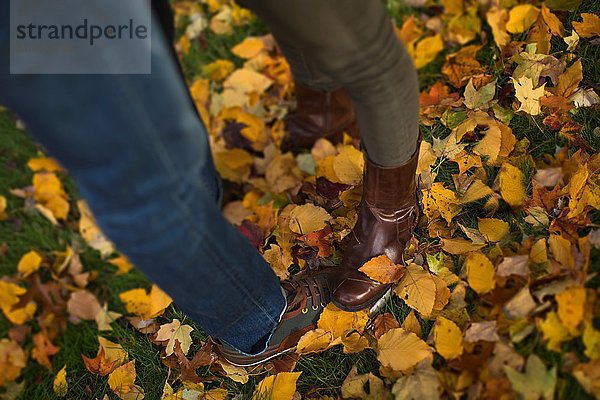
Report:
1,0,599,399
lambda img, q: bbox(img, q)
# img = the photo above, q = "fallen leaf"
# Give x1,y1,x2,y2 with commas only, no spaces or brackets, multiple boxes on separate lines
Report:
53,366,67,397
395,263,436,317
478,218,510,242
253,371,301,400
358,255,406,284
504,355,556,400
498,162,527,207
506,5,540,34
155,319,194,357
288,204,332,235
391,359,440,400
377,328,433,372
433,317,463,360
556,286,585,334
465,251,496,294
17,250,42,277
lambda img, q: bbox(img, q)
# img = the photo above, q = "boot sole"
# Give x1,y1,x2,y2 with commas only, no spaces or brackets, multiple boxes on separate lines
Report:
221,346,297,368
332,287,393,317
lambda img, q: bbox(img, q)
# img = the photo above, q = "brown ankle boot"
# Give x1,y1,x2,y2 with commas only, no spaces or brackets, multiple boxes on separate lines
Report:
331,139,421,313
280,82,358,151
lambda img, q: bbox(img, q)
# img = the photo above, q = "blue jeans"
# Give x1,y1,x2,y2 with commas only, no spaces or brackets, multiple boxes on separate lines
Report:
0,0,285,354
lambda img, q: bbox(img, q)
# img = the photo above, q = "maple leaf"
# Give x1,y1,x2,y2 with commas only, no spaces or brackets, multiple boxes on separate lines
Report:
155,319,194,357
118,285,173,320
377,328,433,372
0,339,27,386
512,77,546,116
32,332,60,369
572,13,600,38
108,360,144,399
555,286,585,334
504,355,556,400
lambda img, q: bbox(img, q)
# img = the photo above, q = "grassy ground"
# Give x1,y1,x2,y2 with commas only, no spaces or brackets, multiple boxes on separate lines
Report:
1,1,599,399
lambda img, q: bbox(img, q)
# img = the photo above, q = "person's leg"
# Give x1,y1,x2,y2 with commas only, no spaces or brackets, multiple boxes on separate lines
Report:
240,0,420,166
0,0,285,353
239,0,421,312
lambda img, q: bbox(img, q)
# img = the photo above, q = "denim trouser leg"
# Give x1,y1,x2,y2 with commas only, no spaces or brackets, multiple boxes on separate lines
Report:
0,1,285,353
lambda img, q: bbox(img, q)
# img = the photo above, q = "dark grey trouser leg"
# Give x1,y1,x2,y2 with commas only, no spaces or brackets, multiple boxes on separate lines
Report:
239,0,420,166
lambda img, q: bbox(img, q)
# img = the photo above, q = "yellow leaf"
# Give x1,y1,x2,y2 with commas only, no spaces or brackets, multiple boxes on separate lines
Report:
395,263,436,317
201,59,235,81
54,366,67,397
0,339,27,386
33,172,69,220
17,250,42,277
318,304,369,340
231,37,265,59
0,195,6,220
155,319,194,357
333,145,364,186
459,179,495,204
478,218,509,242
498,162,527,207
223,68,273,95
541,4,564,37
342,332,370,354
220,361,248,384
358,255,406,284
434,317,464,360
583,321,600,360
548,234,574,268
413,35,444,69
556,286,585,334
512,77,546,116
98,337,128,366
486,7,511,48
3,301,37,325
27,157,62,172
78,200,114,256
108,360,137,397
95,303,122,331
530,238,548,264
0,280,26,310
432,274,451,311
401,310,422,337
109,256,134,275
119,285,172,320
465,251,496,294
263,244,292,280
421,182,462,224
556,59,582,98
506,5,540,34
572,13,600,38
441,238,485,255
253,372,301,400
539,311,570,352
213,148,254,183
289,204,332,235
377,328,433,372
296,329,333,354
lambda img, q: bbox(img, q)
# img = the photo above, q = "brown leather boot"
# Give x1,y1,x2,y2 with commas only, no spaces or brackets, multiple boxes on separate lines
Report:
280,82,358,151
331,138,421,314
